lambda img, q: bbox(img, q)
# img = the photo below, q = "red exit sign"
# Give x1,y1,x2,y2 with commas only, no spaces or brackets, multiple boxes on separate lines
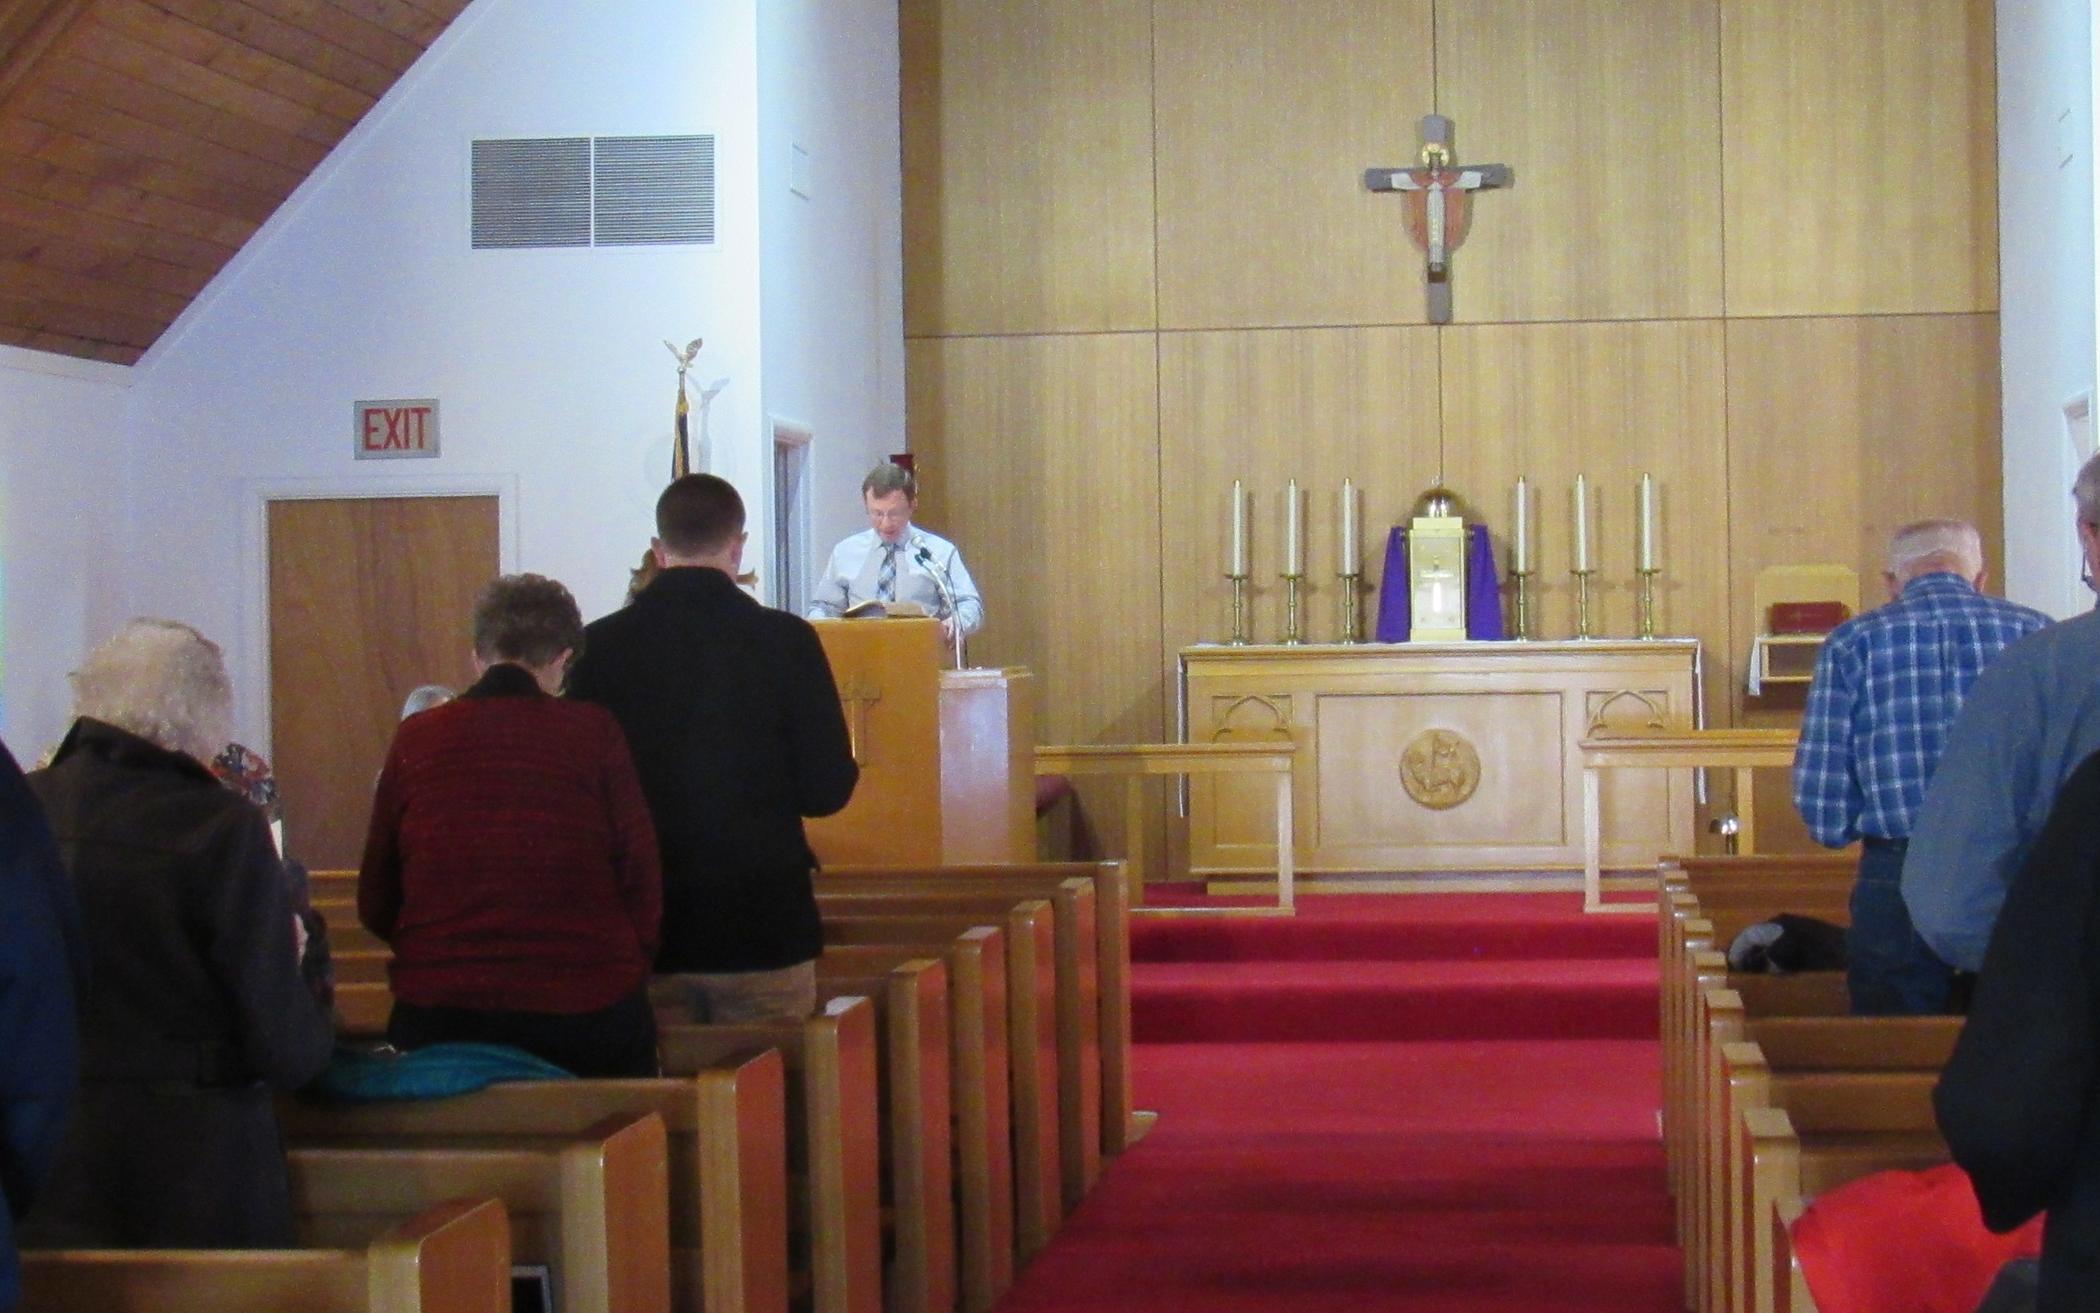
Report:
355,399,440,460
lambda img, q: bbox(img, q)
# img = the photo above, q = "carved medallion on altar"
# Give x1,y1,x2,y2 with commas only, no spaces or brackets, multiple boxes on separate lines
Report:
1181,640,1701,876
1399,729,1481,810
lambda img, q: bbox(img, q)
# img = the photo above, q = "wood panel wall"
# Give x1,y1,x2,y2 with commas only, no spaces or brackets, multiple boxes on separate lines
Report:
902,0,2002,858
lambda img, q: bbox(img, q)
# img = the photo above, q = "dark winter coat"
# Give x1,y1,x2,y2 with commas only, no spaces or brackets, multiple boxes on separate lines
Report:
566,566,858,972
23,719,333,1249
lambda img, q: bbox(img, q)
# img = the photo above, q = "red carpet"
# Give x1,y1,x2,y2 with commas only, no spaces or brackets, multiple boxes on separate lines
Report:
992,894,1681,1312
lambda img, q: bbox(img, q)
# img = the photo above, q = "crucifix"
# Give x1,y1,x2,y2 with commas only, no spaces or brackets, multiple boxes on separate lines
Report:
1363,114,1513,323
838,674,882,766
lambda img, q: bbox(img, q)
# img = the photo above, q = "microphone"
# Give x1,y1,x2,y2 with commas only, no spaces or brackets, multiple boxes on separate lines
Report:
908,536,966,669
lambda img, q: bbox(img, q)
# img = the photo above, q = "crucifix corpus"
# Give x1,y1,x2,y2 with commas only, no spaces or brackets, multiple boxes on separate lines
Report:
1363,114,1513,324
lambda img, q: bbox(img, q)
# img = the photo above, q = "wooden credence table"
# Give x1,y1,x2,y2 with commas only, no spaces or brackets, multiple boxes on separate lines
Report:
1579,729,1800,914
1035,743,1296,913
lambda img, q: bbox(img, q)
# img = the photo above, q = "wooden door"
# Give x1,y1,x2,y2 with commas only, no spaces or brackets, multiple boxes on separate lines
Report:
268,496,500,868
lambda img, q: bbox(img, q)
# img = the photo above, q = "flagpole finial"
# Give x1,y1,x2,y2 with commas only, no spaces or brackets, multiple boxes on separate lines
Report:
668,336,702,481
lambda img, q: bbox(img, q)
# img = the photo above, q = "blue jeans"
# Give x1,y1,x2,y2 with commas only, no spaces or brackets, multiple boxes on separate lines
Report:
1848,840,1955,1015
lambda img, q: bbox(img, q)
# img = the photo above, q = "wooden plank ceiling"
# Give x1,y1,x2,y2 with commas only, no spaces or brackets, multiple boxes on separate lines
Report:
0,0,473,364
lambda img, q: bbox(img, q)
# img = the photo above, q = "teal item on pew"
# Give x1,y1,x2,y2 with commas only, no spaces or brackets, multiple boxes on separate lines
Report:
308,1041,574,1102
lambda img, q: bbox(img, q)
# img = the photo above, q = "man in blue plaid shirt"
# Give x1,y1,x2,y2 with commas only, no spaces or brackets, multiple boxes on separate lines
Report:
1791,520,2049,1014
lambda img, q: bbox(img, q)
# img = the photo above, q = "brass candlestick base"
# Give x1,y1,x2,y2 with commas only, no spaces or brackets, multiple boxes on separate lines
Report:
1281,573,1305,644
1573,569,1597,639
1227,574,1251,644
1637,568,1659,639
1510,569,1534,640
1338,571,1364,643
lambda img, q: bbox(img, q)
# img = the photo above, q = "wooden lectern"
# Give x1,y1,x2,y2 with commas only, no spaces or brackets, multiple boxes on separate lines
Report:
807,617,1036,864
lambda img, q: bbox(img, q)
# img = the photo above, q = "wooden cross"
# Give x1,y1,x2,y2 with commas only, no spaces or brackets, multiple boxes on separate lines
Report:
839,674,882,766
1363,114,1513,323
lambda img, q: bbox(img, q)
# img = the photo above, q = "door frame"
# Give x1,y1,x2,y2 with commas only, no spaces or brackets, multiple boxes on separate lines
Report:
241,474,518,760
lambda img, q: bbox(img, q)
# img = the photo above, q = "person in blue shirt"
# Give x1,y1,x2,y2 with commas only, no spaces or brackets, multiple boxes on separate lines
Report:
0,737,84,1313
1791,519,2049,1014
1905,454,2100,976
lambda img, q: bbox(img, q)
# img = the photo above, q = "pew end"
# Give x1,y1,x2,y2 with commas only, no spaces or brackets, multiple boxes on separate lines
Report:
21,1197,513,1313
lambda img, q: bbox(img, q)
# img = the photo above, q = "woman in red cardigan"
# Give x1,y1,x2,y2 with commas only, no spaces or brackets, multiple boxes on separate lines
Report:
358,573,662,1076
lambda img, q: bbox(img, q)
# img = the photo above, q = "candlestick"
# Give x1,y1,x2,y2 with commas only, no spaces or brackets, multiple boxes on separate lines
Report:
1230,480,1248,578
1339,479,1358,575
1637,567,1659,640
1572,474,1590,574
1338,569,1364,643
1513,476,1530,575
1284,479,1303,576
1574,569,1596,640
1281,575,1304,644
1510,567,1534,640
1638,472,1655,573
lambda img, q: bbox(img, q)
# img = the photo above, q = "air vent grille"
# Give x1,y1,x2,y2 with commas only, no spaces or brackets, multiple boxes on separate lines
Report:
593,135,716,246
471,137,590,249
469,135,717,250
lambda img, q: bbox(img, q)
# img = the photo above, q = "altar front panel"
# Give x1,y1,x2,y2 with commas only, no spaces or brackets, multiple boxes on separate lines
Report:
1185,641,1698,874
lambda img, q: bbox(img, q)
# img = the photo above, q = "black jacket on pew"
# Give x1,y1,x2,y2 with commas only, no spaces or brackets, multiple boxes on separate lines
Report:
568,565,859,973
1937,746,2100,1311
22,719,333,1248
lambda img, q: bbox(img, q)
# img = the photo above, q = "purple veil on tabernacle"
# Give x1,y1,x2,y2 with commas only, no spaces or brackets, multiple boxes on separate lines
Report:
1373,524,1506,642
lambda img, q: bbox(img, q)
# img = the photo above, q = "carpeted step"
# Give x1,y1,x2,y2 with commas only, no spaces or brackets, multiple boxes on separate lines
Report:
1133,910,1654,964
1133,957,1659,1043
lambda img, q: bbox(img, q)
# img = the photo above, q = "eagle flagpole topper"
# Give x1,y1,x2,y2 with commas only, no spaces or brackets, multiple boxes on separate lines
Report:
666,336,702,480
1363,115,1512,323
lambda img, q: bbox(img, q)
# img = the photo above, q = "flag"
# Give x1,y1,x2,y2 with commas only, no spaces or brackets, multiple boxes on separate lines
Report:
672,378,691,480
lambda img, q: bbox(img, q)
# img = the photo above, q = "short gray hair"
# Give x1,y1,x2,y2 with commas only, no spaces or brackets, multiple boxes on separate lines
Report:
471,573,583,667
71,619,233,763
1887,519,1982,579
400,685,456,720
2076,453,2100,525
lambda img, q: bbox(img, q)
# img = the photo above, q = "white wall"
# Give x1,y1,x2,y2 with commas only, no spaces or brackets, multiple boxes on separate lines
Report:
122,0,767,747
757,0,906,586
1999,0,2097,616
0,347,131,756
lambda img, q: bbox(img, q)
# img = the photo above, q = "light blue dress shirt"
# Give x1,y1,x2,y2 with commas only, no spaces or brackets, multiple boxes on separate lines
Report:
1903,607,2100,971
807,526,984,636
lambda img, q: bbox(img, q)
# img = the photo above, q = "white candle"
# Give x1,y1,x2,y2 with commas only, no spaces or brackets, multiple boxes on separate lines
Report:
1638,472,1656,572
1339,479,1358,574
1573,474,1590,573
1513,477,1530,574
1285,479,1303,576
1230,480,1248,577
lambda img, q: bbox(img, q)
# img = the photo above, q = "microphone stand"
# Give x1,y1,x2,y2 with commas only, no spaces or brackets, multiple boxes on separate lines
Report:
912,540,968,670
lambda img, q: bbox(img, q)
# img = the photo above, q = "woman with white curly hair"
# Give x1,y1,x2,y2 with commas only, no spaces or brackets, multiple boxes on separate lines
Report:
22,619,333,1249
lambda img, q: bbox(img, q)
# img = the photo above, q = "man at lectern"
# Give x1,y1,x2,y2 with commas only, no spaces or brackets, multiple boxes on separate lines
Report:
809,462,984,643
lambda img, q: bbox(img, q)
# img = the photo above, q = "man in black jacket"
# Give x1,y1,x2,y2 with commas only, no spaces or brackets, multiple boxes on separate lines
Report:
569,475,859,1022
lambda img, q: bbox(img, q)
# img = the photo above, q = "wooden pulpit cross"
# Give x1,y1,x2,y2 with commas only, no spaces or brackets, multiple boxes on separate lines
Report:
1363,114,1513,323
839,674,882,766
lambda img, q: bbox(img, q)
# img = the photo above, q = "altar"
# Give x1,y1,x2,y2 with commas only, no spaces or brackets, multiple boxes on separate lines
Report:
1180,640,1702,876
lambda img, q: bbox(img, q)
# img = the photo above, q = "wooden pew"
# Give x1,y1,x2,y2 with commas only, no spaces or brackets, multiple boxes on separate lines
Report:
20,1198,511,1313
822,905,1062,1260
813,958,958,1313
822,860,1136,1156
279,1052,790,1313
336,981,391,1038
287,1112,669,1313
1738,1073,1945,1313
1710,1019,1958,1313
660,998,883,1313
817,885,1101,1210
823,932,1015,1311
